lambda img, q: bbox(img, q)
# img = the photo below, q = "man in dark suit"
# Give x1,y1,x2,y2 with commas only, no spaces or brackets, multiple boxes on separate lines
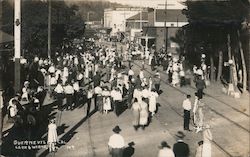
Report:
195,75,206,99
173,131,190,157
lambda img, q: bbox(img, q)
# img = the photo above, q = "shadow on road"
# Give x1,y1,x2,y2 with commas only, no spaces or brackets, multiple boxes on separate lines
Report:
38,109,97,157
123,142,135,157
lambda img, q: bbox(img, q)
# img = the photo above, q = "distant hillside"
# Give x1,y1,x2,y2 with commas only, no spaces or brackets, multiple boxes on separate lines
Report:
71,1,131,21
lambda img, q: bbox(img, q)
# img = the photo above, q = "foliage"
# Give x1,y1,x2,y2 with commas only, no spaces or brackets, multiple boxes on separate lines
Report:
75,1,131,21
184,0,249,25
1,0,13,35
1,0,130,57
1,0,85,57
179,0,249,67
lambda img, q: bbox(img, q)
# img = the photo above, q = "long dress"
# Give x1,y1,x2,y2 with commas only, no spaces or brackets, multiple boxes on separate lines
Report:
131,102,140,126
193,98,199,125
172,71,179,86
47,123,58,144
202,129,212,157
139,101,148,125
148,91,158,113
133,89,142,103
197,107,204,128
103,97,111,111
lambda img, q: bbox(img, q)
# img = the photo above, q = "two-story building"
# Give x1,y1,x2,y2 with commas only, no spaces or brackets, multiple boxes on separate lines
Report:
142,3,188,52
104,8,142,36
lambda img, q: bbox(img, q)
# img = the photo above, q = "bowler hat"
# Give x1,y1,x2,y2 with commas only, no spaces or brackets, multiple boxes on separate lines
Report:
112,125,121,133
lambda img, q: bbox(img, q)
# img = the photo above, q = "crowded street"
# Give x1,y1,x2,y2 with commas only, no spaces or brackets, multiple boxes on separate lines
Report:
0,0,249,157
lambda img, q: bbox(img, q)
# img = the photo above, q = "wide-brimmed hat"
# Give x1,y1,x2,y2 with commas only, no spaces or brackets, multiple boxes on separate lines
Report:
112,125,121,133
159,141,170,148
175,131,185,139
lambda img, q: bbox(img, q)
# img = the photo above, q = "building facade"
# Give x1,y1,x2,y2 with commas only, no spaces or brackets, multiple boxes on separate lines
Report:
142,2,188,52
104,8,142,35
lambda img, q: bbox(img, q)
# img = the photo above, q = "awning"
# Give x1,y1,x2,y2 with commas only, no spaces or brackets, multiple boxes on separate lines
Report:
0,30,14,44
138,36,156,39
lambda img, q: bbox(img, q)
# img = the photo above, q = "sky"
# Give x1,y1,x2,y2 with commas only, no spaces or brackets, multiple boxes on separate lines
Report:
107,0,185,8
65,0,186,8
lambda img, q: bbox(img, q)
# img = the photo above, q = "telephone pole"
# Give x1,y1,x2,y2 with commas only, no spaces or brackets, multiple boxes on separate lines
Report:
48,0,51,60
14,0,21,92
0,1,4,153
164,0,168,53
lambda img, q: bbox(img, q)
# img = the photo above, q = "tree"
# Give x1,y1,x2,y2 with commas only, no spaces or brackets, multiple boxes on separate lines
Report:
1,0,86,58
182,0,249,92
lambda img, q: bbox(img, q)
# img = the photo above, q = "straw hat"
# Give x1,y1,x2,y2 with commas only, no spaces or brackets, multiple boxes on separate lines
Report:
175,131,185,139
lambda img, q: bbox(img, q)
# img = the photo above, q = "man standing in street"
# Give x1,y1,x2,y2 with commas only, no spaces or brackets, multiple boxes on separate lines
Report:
110,87,123,116
64,81,74,110
173,131,190,157
195,75,206,99
108,125,125,157
183,94,192,131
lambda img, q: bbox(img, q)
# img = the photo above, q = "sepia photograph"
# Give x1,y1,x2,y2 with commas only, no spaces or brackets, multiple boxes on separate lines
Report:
0,0,249,156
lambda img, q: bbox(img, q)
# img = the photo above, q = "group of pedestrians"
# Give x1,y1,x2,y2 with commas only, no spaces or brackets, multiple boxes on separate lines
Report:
1,38,216,156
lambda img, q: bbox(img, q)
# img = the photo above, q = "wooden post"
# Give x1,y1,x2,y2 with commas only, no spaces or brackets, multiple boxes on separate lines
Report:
237,30,247,92
217,50,223,82
227,34,233,84
14,0,21,92
210,55,215,82
0,0,4,154
48,0,51,60
164,0,168,53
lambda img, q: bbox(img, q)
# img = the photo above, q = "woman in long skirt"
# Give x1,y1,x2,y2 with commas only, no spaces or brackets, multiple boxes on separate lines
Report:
139,99,149,130
202,124,212,157
195,104,204,133
102,88,111,114
131,98,140,130
193,94,199,126
47,119,58,152
148,89,159,116
103,96,111,114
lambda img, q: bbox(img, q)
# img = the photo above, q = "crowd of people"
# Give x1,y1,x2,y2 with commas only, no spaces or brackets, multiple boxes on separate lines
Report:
2,39,213,157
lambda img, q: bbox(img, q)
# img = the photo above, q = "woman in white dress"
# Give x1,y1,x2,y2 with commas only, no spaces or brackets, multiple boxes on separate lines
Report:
139,99,149,130
47,119,58,152
149,51,154,65
131,98,141,130
21,81,30,101
102,88,111,114
148,77,153,91
193,94,199,126
148,89,159,116
196,102,204,133
172,71,179,87
202,124,212,157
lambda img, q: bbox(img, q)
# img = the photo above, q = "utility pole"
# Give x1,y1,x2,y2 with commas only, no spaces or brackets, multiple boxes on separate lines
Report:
140,3,142,30
139,0,142,47
0,0,4,154
48,0,51,60
14,0,21,92
164,0,168,53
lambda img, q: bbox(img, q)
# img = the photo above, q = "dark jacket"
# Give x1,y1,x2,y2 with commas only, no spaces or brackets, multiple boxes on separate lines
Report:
173,141,190,157
195,79,206,90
